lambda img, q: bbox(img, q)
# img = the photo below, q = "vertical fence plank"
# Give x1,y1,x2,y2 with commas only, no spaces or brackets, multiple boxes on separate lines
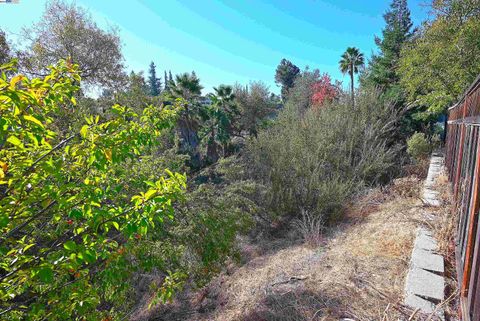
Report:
447,75,480,321
462,127,480,298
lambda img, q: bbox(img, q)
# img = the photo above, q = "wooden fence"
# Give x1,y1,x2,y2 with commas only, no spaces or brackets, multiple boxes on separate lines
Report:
446,74,480,320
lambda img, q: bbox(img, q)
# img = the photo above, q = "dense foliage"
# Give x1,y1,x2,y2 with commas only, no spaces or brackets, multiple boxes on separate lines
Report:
398,0,480,122
274,58,300,101
407,132,432,162
0,60,187,319
19,0,125,89
362,0,413,101
311,73,338,109
247,86,402,224
1,0,479,319
233,81,278,137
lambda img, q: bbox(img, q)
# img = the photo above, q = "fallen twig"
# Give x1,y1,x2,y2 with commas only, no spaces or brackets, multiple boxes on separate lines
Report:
270,275,309,287
408,308,420,320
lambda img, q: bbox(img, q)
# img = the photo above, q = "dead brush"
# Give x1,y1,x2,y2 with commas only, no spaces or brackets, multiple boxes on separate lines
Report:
430,173,456,259
345,187,387,221
292,209,324,247
388,176,422,199
402,158,431,179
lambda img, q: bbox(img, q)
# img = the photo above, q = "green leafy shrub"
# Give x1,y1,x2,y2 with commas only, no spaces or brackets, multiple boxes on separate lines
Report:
407,132,432,161
0,60,213,320
0,61,186,320
247,89,402,225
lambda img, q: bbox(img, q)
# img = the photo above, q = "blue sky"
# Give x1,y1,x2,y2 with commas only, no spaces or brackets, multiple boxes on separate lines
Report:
0,0,429,94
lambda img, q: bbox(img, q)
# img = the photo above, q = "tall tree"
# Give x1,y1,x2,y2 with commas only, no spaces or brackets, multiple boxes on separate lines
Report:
169,70,173,83
362,0,413,95
0,28,10,65
164,70,169,91
169,72,204,168
339,47,365,105
19,0,125,88
275,58,300,101
234,81,277,137
203,85,238,163
147,61,161,96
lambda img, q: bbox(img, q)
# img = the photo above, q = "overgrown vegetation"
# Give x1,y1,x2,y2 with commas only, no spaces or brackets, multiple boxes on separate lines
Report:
1,0,479,319
248,87,402,225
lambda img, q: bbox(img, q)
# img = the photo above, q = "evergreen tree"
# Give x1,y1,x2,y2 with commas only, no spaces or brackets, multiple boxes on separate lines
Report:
147,61,161,96
164,70,169,91
169,70,173,83
274,58,300,101
362,0,413,91
0,28,10,65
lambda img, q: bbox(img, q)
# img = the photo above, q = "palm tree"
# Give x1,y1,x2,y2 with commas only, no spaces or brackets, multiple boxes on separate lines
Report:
168,72,204,168
203,85,238,163
169,72,203,101
213,84,235,106
339,47,364,106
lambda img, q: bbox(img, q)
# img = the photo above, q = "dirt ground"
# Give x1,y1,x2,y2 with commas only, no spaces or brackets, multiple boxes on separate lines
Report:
134,175,457,321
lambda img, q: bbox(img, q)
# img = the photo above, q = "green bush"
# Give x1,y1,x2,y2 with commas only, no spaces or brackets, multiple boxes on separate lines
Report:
247,89,402,224
407,132,432,161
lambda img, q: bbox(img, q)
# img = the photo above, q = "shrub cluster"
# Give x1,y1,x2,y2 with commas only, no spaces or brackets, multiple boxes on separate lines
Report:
247,90,402,224
407,132,432,162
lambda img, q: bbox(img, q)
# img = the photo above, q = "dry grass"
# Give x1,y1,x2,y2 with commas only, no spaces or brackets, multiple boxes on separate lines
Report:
292,209,325,247
427,171,460,320
134,176,434,321
136,170,465,321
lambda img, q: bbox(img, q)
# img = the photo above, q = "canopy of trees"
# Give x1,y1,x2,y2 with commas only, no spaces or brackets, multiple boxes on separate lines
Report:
398,0,480,120
19,0,125,88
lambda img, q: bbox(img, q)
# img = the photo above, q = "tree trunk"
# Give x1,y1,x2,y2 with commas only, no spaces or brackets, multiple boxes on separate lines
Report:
350,66,355,107
177,117,201,169
206,129,219,164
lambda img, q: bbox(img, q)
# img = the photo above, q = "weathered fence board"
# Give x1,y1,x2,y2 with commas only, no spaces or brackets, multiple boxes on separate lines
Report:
446,74,480,321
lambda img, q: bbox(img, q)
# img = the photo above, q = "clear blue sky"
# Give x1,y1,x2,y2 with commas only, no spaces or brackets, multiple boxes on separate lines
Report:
0,0,429,94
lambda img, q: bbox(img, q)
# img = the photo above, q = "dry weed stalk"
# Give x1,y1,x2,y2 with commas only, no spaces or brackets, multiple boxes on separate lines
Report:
292,209,324,247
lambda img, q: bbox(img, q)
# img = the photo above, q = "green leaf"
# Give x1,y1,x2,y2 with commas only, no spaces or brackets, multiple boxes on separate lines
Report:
23,244,35,252
144,189,157,200
80,125,88,138
112,221,120,230
0,214,9,228
69,208,82,219
37,267,53,283
64,241,77,251
24,115,45,129
7,135,22,146
90,201,101,207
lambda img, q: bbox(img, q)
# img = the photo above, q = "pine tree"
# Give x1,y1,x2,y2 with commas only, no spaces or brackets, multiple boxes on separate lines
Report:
164,70,169,91
362,0,413,90
148,61,161,96
169,70,173,84
274,58,300,101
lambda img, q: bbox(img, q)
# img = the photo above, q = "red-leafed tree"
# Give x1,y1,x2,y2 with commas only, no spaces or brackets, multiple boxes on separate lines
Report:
311,73,337,109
